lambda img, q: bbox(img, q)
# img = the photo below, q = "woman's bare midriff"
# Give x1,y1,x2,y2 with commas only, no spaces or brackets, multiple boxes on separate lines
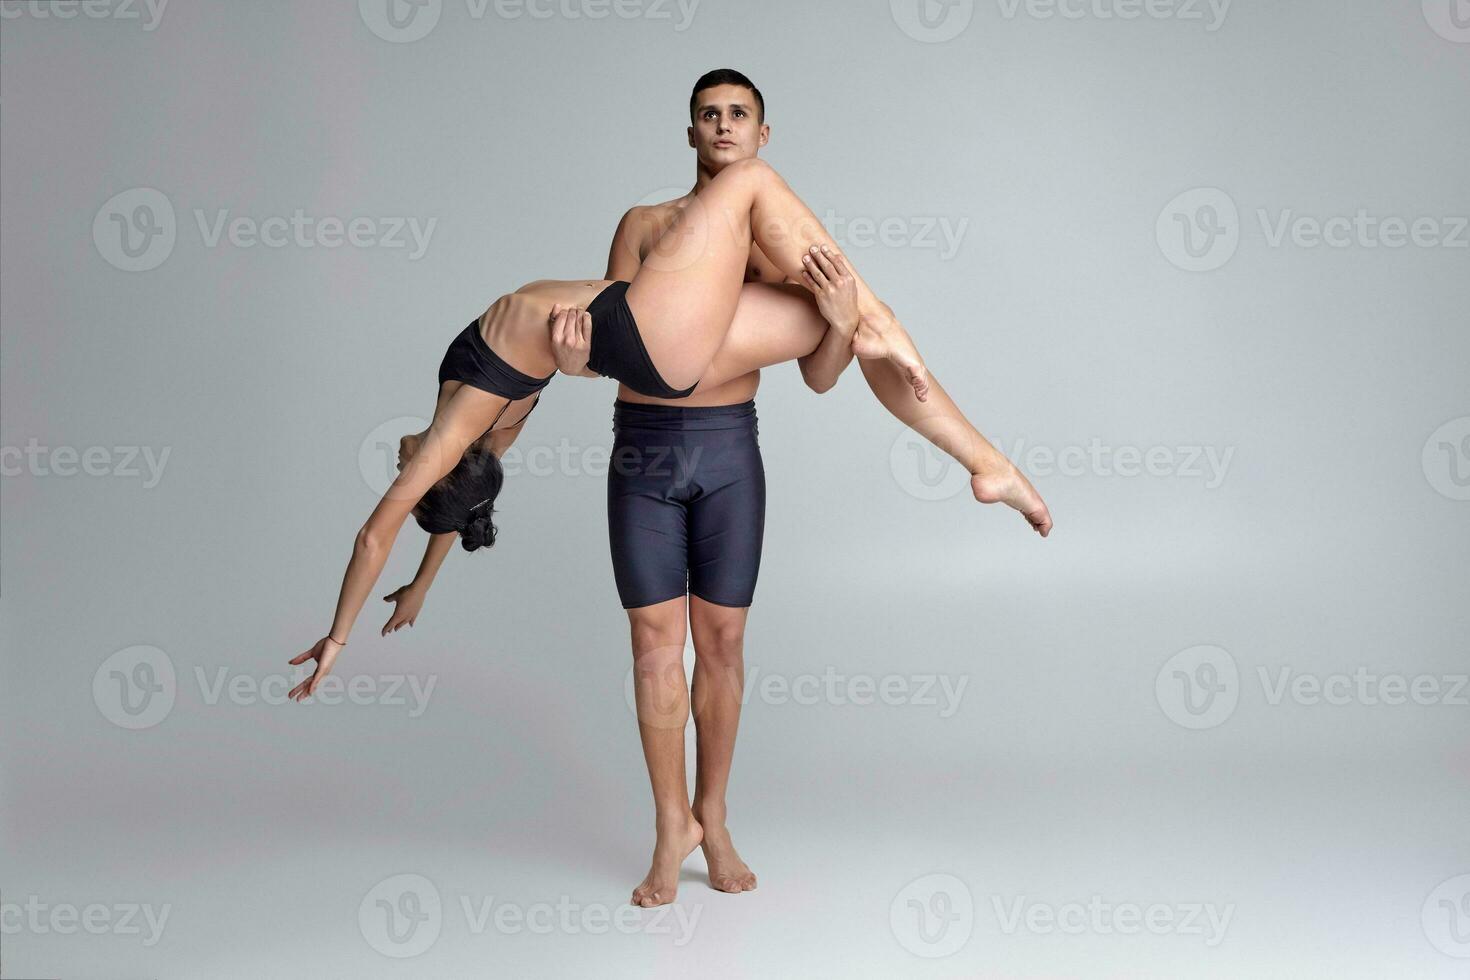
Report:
478,279,611,380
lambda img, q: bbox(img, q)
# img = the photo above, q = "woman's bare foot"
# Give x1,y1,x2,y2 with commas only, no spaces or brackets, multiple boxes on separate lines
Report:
630,813,703,908
851,313,929,402
697,820,757,894
972,463,1053,536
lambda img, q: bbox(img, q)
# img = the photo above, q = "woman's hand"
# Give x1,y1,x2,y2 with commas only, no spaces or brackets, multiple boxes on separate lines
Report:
800,245,860,336
288,636,345,702
549,304,598,377
381,583,426,635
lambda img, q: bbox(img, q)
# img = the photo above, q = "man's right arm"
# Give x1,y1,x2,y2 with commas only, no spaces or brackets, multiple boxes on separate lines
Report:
605,207,646,281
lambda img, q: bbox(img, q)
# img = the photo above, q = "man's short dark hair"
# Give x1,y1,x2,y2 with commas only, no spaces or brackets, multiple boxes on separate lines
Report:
689,68,764,124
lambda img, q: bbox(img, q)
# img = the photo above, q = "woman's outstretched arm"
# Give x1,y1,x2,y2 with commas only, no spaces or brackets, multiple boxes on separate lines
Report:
379,532,455,635
288,385,507,700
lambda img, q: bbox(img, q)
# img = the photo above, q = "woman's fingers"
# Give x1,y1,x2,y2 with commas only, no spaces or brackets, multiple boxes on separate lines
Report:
825,249,851,281
578,310,592,346
289,649,314,666
801,270,819,291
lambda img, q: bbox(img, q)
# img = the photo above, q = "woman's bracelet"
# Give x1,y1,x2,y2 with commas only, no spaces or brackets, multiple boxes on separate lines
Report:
326,634,348,646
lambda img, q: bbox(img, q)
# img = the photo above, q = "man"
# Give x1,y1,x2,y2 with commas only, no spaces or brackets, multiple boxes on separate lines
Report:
596,69,853,908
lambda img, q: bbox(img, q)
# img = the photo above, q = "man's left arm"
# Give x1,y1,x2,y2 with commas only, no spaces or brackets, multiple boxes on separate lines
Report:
792,246,860,393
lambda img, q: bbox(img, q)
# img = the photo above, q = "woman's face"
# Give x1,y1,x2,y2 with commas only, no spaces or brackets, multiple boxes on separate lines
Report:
397,430,426,472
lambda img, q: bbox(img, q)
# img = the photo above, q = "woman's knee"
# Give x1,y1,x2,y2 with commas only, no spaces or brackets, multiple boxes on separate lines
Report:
714,155,776,191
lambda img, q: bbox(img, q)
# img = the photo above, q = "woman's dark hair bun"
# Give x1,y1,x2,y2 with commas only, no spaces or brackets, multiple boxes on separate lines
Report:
412,448,506,553
459,506,497,552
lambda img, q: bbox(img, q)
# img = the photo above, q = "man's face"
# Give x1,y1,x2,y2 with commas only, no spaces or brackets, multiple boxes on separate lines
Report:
688,83,769,171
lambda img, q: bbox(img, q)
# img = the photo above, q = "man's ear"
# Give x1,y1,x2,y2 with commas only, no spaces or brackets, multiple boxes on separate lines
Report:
758,124,770,147
688,126,696,149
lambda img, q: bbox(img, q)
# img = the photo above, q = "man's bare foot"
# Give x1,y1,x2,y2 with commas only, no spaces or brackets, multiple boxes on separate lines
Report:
972,463,1053,536
852,313,929,402
630,813,703,908
697,821,757,894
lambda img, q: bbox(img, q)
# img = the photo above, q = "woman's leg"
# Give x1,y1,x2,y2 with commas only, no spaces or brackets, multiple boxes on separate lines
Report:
697,283,1054,535
626,157,926,397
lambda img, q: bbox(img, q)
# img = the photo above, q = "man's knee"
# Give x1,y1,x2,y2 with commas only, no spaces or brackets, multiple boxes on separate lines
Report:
691,609,747,665
628,607,686,658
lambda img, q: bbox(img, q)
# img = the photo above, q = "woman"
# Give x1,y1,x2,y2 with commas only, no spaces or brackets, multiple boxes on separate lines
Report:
287,156,1052,700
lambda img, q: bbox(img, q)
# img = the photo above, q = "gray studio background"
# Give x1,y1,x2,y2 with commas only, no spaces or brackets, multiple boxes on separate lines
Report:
2,0,1467,977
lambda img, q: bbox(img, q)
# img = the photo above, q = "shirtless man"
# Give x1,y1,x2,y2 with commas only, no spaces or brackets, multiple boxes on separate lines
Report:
587,69,1019,909
596,69,851,908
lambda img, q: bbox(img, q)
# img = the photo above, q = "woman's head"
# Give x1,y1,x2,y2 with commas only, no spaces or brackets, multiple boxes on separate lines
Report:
401,432,504,552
